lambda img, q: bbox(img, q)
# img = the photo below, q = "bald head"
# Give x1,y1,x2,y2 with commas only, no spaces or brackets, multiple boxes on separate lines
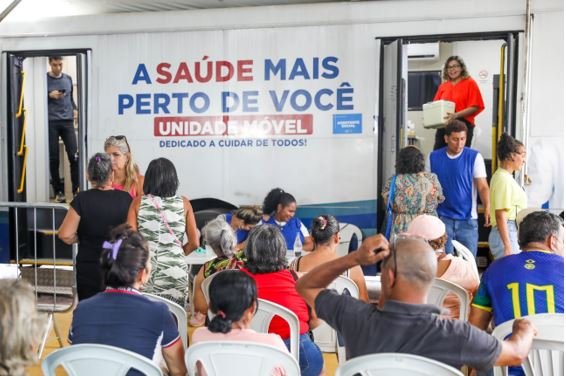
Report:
383,238,437,289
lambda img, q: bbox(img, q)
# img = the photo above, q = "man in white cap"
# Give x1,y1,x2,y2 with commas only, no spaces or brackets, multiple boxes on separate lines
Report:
407,214,479,319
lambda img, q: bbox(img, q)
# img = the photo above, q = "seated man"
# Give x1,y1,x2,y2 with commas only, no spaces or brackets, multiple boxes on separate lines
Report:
296,234,537,372
469,209,563,326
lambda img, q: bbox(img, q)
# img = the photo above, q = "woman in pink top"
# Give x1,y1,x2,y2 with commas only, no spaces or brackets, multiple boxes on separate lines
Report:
104,135,144,198
407,215,480,319
191,270,288,375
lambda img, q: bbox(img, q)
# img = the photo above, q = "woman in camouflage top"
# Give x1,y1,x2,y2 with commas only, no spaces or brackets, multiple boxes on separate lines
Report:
128,158,199,307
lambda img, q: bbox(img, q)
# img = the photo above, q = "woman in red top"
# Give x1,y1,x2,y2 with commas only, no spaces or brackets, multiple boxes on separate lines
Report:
241,224,323,376
433,56,485,150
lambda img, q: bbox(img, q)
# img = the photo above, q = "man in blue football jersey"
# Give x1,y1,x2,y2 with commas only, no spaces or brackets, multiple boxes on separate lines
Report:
470,210,563,328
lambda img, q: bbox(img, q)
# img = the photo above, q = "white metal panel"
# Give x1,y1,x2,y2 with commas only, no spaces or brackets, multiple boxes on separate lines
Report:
23,57,50,202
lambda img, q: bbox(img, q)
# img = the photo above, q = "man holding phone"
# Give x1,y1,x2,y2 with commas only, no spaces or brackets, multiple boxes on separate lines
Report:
47,56,79,202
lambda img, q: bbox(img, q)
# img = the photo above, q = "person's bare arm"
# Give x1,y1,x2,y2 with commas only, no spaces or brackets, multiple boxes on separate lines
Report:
183,196,200,255
495,209,514,256
475,177,491,227
126,197,141,231
351,265,369,303
136,175,145,198
162,340,187,376
296,235,390,310
444,105,480,123
58,208,80,244
468,306,492,331
495,318,537,366
193,266,208,315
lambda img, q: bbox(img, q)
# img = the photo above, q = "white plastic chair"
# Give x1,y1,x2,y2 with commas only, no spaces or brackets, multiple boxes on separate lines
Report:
427,278,470,320
200,271,221,320
337,223,363,257
142,292,188,349
185,341,300,376
492,313,564,376
312,275,359,363
335,352,464,376
41,344,163,376
451,240,480,281
250,298,300,361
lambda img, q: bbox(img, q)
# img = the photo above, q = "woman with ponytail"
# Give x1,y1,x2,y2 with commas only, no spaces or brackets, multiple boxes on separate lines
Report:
68,224,187,376
262,187,314,251
192,218,246,326
58,153,132,300
489,133,527,259
290,215,369,302
192,270,287,355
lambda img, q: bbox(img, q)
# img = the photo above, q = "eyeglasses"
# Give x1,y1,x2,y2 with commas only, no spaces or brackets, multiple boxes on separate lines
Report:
447,64,461,69
105,135,131,152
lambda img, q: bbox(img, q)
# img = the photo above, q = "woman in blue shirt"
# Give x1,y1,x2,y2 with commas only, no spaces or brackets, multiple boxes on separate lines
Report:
220,206,262,251
262,188,313,251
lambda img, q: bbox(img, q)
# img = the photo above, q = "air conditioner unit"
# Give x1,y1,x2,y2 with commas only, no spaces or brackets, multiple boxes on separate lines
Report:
407,43,439,61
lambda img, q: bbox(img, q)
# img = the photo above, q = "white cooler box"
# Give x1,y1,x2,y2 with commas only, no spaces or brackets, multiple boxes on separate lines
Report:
422,100,455,129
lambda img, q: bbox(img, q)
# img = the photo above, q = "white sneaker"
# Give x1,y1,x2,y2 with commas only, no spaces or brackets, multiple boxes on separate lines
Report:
55,192,66,203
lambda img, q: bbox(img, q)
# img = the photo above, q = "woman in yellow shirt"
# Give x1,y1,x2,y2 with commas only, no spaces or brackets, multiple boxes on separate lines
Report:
488,133,527,259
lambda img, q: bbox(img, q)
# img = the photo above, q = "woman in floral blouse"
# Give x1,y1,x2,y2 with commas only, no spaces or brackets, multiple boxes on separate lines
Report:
382,146,445,237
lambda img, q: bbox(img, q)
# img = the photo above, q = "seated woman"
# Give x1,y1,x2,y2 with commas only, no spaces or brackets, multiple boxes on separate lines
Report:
262,188,314,251
242,224,323,376
407,215,480,319
192,218,245,326
192,269,287,348
68,224,186,376
0,279,44,376
290,215,369,302
218,205,263,251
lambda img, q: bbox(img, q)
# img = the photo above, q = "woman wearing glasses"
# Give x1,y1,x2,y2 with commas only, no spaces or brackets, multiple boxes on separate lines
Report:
59,153,132,300
290,215,369,302
489,133,527,259
104,135,144,198
433,56,485,149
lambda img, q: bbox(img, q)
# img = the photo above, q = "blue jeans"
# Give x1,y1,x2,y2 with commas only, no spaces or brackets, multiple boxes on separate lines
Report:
440,217,478,256
489,221,520,260
283,333,323,376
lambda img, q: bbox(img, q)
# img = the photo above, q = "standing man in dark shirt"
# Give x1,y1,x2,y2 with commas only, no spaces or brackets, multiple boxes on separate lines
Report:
47,56,79,203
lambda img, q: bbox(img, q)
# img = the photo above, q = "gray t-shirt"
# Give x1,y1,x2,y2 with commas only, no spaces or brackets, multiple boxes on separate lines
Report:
315,289,502,371
47,72,76,121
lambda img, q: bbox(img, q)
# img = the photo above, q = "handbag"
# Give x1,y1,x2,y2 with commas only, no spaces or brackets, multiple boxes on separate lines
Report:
148,195,184,248
384,175,397,239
